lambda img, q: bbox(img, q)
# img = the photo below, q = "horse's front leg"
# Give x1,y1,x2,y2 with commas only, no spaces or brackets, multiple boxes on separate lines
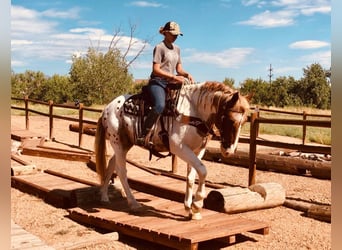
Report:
190,161,207,220
191,147,207,218
171,146,207,220
184,164,196,216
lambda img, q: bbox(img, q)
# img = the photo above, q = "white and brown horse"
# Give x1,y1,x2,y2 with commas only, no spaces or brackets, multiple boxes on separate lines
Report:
95,81,251,220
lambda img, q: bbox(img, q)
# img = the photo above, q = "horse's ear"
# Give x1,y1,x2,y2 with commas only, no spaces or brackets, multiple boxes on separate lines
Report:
228,92,240,107
229,91,239,104
245,92,254,102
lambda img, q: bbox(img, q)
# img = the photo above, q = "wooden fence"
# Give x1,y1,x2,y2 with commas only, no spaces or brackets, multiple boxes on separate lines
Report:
11,96,331,186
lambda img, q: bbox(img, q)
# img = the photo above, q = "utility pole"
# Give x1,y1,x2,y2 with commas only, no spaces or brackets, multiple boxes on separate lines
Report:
268,64,273,84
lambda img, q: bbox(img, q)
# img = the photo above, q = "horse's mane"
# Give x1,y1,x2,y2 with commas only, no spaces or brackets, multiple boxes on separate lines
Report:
196,81,237,111
199,81,235,95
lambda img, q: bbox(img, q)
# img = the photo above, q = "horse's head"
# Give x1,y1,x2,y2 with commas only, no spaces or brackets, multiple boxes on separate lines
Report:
215,91,252,157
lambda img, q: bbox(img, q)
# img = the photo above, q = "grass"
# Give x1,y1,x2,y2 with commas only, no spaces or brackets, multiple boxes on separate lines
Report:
11,101,331,145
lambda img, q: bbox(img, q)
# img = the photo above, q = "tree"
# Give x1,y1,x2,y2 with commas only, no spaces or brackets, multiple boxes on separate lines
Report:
239,78,269,105
269,76,297,107
222,77,235,89
69,23,149,105
297,63,331,109
38,74,72,103
11,70,47,99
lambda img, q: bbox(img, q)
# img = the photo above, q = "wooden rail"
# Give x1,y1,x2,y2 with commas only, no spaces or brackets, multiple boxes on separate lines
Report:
11,97,331,186
11,96,102,146
248,111,331,186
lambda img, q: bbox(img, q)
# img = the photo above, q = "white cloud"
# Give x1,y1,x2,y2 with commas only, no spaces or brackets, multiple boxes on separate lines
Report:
242,0,267,8
300,50,331,68
300,6,331,15
184,48,255,68
41,7,81,19
129,1,164,8
238,10,296,28
238,0,330,28
11,5,151,71
289,40,330,49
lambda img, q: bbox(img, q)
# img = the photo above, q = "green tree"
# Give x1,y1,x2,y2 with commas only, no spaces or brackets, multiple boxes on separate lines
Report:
69,24,148,105
297,63,331,109
222,77,235,89
269,76,297,107
38,74,72,103
239,78,269,105
11,70,47,99
69,47,134,105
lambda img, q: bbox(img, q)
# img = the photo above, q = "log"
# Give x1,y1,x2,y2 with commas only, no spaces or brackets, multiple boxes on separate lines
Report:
204,182,285,213
203,147,331,179
307,204,331,223
69,123,97,136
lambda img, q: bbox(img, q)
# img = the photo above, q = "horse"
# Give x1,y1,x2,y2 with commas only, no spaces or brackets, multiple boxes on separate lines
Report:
94,81,251,220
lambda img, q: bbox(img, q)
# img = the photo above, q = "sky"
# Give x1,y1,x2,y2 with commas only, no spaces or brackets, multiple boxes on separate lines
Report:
11,0,331,86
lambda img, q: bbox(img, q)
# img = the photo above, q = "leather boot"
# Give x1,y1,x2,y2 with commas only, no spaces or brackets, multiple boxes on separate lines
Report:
136,109,160,146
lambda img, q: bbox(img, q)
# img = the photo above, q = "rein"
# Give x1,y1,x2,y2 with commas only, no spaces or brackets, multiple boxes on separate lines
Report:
177,114,214,137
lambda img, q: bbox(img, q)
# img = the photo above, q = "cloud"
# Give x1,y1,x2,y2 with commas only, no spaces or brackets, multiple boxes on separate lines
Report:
238,0,330,28
238,10,297,28
184,48,255,68
242,0,267,8
129,1,164,8
289,40,330,49
11,5,151,71
41,7,81,19
300,50,331,68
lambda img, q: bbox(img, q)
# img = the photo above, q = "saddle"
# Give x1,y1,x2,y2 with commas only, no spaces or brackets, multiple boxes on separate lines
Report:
123,83,182,156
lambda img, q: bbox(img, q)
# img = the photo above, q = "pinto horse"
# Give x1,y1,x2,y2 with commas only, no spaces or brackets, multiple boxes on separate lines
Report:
95,81,251,220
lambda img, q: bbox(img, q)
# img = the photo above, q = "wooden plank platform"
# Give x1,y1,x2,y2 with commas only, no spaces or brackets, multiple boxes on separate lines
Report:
11,169,269,249
11,220,54,250
11,128,45,141
68,191,269,250
11,172,95,208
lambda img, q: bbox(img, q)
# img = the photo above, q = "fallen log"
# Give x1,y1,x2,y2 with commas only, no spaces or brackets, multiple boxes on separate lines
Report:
204,182,285,213
284,199,331,223
69,123,97,136
307,204,331,223
203,147,331,179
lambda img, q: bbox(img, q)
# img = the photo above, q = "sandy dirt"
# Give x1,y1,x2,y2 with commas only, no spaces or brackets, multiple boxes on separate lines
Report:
11,115,331,250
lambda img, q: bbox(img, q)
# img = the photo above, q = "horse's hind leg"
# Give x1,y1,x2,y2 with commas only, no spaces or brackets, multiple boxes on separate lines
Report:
100,155,116,202
113,147,142,211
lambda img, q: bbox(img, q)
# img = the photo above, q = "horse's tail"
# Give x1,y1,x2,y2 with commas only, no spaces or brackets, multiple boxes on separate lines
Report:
95,115,106,185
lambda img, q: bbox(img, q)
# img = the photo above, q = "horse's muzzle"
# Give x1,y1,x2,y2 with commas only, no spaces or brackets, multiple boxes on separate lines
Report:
220,144,237,158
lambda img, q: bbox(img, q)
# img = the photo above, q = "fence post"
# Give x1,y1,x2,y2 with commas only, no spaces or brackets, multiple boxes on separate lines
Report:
49,100,54,140
248,112,258,186
24,95,29,130
78,103,84,147
255,106,260,137
302,111,307,145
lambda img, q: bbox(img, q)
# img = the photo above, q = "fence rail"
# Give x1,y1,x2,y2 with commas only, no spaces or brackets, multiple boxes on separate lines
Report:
11,96,331,186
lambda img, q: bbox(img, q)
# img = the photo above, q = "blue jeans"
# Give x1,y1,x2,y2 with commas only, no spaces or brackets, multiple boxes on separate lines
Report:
147,78,167,114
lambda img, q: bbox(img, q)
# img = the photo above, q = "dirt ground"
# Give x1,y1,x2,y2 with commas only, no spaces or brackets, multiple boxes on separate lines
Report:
11,115,331,250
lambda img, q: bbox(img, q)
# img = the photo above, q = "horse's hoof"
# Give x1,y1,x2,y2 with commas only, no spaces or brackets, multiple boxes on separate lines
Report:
130,203,143,212
191,212,202,220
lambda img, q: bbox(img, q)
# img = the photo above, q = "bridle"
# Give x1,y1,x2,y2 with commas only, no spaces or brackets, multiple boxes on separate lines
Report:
216,104,246,149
